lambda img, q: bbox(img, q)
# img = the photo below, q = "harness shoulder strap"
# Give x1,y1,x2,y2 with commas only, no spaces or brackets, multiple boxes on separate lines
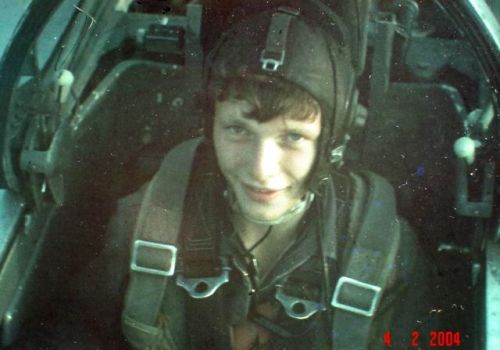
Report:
332,171,401,349
122,137,202,349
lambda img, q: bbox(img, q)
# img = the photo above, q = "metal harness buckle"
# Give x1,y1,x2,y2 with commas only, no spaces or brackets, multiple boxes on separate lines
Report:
130,240,177,277
175,257,231,299
331,276,382,317
275,286,326,320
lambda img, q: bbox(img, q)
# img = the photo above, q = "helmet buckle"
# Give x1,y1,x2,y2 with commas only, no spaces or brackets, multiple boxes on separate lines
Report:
260,49,285,72
259,6,299,73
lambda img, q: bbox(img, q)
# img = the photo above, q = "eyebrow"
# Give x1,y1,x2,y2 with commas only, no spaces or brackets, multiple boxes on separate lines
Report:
219,113,252,125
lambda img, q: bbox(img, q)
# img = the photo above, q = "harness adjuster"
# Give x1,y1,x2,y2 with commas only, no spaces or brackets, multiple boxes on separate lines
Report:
175,257,231,299
331,276,382,317
130,240,177,277
275,285,326,320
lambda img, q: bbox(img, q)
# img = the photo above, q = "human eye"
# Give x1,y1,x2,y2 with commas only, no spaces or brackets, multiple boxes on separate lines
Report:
282,132,305,144
224,125,249,138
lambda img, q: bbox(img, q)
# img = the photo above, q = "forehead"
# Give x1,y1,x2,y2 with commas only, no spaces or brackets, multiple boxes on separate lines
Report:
214,99,321,133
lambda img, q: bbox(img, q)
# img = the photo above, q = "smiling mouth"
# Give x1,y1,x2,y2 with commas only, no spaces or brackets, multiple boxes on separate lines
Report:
243,185,283,203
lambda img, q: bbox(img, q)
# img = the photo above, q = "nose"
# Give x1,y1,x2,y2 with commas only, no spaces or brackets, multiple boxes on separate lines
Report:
248,140,281,184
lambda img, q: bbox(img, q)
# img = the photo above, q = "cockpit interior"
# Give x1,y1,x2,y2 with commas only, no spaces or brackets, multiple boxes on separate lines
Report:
0,0,498,348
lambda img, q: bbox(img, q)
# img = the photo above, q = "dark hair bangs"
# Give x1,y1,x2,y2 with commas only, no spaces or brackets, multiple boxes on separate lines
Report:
210,76,321,122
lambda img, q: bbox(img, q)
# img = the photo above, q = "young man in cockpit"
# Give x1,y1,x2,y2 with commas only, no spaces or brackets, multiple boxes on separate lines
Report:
102,6,432,350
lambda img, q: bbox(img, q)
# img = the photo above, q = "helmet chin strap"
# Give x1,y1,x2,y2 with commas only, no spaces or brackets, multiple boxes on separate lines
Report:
223,188,315,225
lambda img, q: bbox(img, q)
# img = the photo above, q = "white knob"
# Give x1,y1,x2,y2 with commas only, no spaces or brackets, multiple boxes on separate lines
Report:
454,136,476,164
57,69,74,103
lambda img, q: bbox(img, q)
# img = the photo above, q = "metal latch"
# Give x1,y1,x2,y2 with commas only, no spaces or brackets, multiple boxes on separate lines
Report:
275,285,326,320
176,268,230,299
175,257,231,299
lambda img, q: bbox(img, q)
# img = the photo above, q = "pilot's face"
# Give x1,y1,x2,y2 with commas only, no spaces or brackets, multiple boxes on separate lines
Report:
213,99,321,223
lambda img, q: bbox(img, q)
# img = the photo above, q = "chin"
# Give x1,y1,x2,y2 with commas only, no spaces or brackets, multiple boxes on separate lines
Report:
240,204,286,223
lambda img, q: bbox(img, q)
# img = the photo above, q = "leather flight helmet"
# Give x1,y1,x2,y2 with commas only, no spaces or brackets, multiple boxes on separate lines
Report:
206,5,356,188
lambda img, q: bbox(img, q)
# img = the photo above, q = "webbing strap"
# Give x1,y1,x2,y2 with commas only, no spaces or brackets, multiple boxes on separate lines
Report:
122,137,202,348
332,172,401,349
260,6,299,72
